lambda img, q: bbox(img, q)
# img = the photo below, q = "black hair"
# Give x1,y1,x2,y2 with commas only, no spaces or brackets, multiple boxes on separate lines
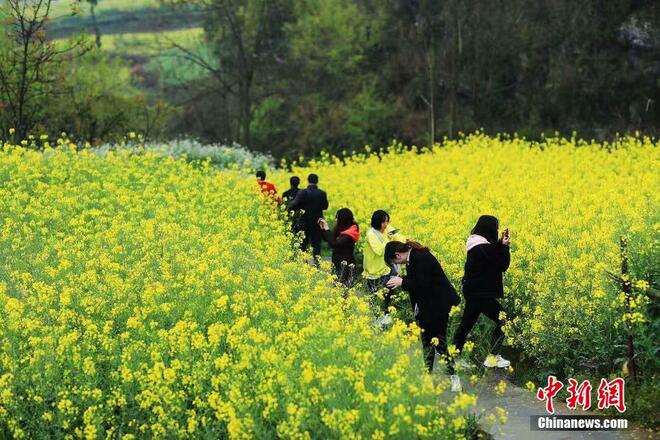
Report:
256,170,266,180
308,173,319,184
471,215,499,244
290,176,300,187
384,240,427,265
333,208,356,236
370,210,389,230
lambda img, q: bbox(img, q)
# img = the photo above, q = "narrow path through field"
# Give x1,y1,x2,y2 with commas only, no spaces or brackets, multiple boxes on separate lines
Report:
328,259,655,440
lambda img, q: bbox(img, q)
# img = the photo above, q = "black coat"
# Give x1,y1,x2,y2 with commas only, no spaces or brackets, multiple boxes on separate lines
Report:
286,184,329,227
282,187,300,204
462,242,510,299
321,229,357,268
282,187,303,230
401,248,460,328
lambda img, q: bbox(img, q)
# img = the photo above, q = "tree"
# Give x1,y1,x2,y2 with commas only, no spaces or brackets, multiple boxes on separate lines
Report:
163,0,293,146
87,0,102,48
0,0,88,140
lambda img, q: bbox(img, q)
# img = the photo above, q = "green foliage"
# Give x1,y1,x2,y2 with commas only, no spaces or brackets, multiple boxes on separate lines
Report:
38,48,174,143
6,0,660,154
170,0,658,158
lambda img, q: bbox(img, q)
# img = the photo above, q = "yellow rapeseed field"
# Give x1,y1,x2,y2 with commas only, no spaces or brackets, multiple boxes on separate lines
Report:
0,134,657,438
277,134,658,375
0,143,475,439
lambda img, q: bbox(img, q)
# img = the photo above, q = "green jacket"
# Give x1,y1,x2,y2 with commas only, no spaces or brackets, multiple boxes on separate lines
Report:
363,225,407,279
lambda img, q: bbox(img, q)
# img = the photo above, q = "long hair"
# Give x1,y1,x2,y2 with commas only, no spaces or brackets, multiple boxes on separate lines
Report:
471,215,499,243
384,240,428,264
370,210,389,230
333,208,356,236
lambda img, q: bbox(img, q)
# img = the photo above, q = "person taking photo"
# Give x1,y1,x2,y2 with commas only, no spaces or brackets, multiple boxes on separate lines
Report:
363,210,406,325
452,215,511,369
319,208,359,287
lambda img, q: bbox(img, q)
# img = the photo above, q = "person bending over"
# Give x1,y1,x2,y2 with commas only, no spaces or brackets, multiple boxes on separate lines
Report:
385,240,462,392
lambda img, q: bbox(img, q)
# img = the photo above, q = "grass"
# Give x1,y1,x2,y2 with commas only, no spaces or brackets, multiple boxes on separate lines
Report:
98,27,204,54
49,0,161,20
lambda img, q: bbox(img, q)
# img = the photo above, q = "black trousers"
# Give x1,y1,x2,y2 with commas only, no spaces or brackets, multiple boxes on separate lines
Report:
366,267,398,313
301,224,322,256
333,262,356,287
452,297,505,354
420,311,454,375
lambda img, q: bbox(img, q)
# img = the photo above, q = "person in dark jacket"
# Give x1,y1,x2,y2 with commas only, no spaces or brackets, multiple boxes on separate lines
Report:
452,215,511,369
282,176,300,203
286,173,329,257
319,208,359,286
385,240,462,391
282,176,303,232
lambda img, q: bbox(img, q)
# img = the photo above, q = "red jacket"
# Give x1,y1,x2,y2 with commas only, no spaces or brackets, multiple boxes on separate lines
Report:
258,180,278,196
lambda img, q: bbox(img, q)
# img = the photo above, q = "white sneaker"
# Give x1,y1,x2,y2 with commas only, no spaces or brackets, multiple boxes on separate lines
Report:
483,354,497,368
450,375,462,393
455,358,473,369
376,314,393,327
495,354,511,368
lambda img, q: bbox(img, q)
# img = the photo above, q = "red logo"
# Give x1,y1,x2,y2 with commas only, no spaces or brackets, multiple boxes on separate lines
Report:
537,377,626,414
537,376,564,414
566,378,592,410
597,378,626,413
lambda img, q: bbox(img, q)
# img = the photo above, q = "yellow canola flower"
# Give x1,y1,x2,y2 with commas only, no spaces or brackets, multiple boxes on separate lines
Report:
0,143,480,439
278,133,658,376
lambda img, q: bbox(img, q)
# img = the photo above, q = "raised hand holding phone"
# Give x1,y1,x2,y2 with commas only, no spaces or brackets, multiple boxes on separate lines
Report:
502,228,511,246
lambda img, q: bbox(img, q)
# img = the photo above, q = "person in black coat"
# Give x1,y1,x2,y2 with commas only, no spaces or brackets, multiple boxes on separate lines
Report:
286,173,329,257
282,176,302,232
452,215,511,369
282,176,300,203
385,241,461,389
319,208,359,286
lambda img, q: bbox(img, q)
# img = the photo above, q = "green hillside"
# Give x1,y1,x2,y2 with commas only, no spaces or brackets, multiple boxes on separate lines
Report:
49,0,207,93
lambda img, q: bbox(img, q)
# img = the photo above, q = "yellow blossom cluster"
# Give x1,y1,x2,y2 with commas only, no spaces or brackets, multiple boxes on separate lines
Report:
278,134,659,374
0,144,473,438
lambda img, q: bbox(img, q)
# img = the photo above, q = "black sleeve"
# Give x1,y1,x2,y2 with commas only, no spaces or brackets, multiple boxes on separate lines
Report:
401,253,435,293
499,244,510,272
480,244,510,272
287,189,305,210
322,230,350,249
322,191,329,210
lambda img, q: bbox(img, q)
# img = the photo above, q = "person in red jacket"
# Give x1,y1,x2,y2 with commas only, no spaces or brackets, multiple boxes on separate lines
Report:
256,170,279,200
